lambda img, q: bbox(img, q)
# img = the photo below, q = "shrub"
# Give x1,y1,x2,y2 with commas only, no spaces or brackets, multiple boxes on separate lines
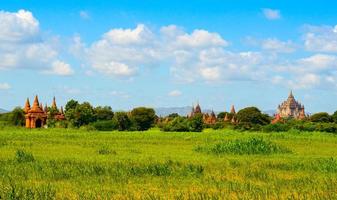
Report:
196,137,291,155
113,112,131,131
130,107,156,131
92,120,118,131
263,123,291,132
188,113,204,132
161,116,189,132
310,112,332,123
15,149,35,163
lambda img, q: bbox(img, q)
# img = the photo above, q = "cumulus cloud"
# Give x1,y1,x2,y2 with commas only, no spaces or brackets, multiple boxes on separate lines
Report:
168,90,182,97
75,24,233,80
262,8,281,20
261,38,296,53
0,83,11,90
0,10,73,75
270,54,337,89
304,25,337,52
43,60,74,76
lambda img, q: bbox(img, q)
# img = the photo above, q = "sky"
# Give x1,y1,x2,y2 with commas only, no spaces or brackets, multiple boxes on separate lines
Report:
1,0,337,113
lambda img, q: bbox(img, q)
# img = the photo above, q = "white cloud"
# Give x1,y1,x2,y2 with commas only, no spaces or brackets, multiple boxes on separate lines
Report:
0,83,11,90
43,60,74,76
262,8,281,20
0,10,73,75
289,73,321,89
79,11,90,20
168,90,182,97
261,38,295,53
304,25,337,52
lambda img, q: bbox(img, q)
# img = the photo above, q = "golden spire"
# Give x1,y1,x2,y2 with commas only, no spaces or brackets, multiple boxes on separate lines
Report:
24,98,31,113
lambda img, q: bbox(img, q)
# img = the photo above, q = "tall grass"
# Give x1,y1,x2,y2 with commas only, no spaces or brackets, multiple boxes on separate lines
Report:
0,128,336,199
195,137,291,155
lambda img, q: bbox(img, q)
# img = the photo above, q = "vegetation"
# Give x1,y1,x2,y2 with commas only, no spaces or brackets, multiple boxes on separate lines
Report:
0,128,336,199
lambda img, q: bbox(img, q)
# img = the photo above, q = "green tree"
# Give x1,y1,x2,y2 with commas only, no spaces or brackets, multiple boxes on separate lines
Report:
332,111,337,123
64,99,79,113
113,112,131,131
65,101,96,127
236,107,270,125
188,113,204,132
310,112,332,123
10,107,25,126
46,107,59,127
130,107,156,131
95,106,114,121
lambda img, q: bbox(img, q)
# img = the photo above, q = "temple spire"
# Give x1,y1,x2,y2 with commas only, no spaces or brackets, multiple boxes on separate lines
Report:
230,105,236,114
24,98,31,113
33,95,39,109
52,96,57,109
289,90,294,98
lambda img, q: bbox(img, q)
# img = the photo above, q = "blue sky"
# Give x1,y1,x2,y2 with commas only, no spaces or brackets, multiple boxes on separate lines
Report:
1,0,337,113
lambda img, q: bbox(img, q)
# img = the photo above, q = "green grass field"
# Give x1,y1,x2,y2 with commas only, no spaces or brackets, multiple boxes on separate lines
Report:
0,127,336,199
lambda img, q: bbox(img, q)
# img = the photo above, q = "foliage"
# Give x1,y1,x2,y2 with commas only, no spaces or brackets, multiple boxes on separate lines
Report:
113,112,131,131
94,106,114,121
332,111,337,123
168,113,179,118
236,107,270,125
263,123,291,132
64,99,79,113
310,112,333,123
92,120,118,131
196,137,291,155
65,101,96,127
46,107,59,127
130,107,156,131
9,107,25,126
161,116,189,132
188,113,204,132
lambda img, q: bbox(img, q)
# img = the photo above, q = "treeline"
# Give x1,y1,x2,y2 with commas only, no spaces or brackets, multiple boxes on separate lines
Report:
1,100,337,134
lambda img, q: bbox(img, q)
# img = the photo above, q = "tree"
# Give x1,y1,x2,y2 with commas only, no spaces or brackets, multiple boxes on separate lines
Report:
46,107,59,127
95,106,114,121
65,101,96,127
188,113,204,132
310,112,332,123
10,107,25,126
64,99,79,113
168,113,179,118
236,107,270,125
332,111,337,123
130,107,156,131
113,112,131,131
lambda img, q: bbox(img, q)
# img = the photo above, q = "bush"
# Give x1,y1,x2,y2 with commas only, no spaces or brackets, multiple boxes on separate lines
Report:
263,123,291,132
113,112,131,131
130,107,156,131
196,138,291,155
310,112,332,123
236,107,270,126
188,113,204,132
161,116,189,132
92,120,118,131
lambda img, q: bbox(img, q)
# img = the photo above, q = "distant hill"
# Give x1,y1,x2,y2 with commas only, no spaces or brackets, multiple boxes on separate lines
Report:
0,108,8,114
155,106,218,117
